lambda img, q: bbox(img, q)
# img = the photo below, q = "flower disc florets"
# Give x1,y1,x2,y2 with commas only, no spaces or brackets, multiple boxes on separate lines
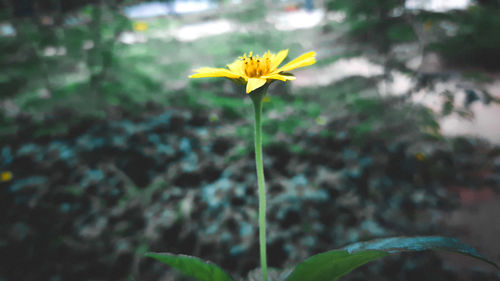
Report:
241,51,273,77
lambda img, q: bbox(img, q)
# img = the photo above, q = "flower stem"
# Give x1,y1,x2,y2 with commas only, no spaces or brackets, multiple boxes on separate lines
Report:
251,90,268,281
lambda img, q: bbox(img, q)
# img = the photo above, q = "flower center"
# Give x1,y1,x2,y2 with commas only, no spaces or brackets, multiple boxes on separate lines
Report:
241,52,272,78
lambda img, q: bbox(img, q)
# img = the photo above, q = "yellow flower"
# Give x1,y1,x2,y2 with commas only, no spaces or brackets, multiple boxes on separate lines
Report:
1,171,12,182
316,116,326,125
133,22,148,32
189,49,316,94
415,153,425,161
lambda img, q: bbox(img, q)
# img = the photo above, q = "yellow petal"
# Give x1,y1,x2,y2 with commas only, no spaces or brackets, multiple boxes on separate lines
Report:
226,60,246,78
189,67,241,79
271,49,289,70
276,51,316,73
246,78,267,94
261,73,296,81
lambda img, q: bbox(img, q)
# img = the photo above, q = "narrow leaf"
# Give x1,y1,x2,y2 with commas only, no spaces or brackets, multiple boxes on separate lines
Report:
284,250,388,281
343,236,499,269
145,252,234,281
284,236,498,281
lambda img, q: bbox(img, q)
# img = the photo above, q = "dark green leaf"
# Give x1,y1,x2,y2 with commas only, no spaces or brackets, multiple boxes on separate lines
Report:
284,236,498,281
284,250,388,281
145,252,234,281
342,236,499,269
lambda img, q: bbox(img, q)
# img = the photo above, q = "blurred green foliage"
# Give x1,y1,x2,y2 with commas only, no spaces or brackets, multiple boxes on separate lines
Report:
3,0,493,146
1,0,135,116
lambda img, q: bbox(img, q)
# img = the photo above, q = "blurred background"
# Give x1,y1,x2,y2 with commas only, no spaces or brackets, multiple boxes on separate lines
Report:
1,0,500,280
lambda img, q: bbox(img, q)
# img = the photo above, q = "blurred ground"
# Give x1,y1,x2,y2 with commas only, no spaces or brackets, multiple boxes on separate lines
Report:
441,192,500,274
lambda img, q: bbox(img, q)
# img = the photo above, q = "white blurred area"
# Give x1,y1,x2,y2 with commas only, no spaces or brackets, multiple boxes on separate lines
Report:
405,0,471,11
124,0,218,18
123,0,472,20
123,1,327,41
173,19,234,41
122,0,473,42
267,9,324,31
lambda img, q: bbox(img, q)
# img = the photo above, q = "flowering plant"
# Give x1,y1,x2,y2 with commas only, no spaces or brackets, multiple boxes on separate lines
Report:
146,50,498,281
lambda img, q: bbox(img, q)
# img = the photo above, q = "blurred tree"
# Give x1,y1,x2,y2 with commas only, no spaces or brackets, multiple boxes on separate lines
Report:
325,0,416,53
475,0,500,8
323,0,500,120
426,2,500,71
325,0,500,70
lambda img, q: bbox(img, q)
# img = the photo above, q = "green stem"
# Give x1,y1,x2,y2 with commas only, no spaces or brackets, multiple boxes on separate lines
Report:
251,89,268,281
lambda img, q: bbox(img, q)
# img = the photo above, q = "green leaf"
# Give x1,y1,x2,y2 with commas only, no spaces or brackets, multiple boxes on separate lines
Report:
145,252,234,281
342,236,499,269
284,236,498,281
284,250,388,281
